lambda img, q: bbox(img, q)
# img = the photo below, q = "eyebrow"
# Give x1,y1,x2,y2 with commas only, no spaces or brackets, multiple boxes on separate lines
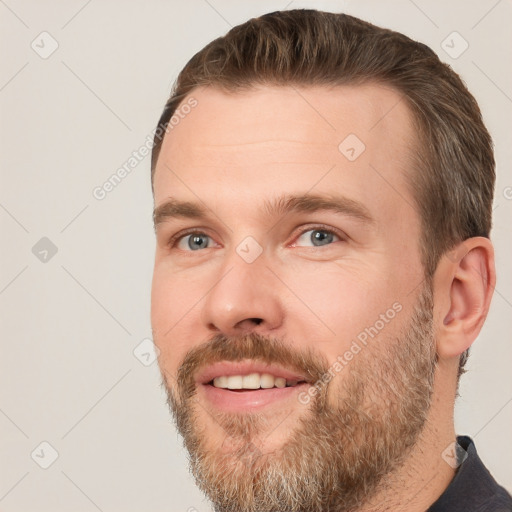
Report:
153,193,374,229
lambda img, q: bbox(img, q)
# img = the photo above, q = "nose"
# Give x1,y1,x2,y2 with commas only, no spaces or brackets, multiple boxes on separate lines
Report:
200,251,285,337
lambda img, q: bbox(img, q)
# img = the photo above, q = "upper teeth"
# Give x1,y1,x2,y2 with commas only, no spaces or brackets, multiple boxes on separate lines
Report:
212,373,300,390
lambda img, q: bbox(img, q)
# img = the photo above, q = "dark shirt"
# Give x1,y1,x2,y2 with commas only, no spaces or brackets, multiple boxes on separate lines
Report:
428,436,512,511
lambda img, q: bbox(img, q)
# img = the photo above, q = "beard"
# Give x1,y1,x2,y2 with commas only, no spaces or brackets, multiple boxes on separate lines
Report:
160,282,437,512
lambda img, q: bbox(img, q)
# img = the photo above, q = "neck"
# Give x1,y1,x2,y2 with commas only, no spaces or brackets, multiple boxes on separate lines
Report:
362,365,458,511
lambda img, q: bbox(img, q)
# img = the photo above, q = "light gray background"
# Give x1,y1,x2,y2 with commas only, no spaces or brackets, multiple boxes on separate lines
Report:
1,1,511,511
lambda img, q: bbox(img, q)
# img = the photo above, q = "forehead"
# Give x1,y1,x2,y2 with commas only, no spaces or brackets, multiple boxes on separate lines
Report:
153,84,418,228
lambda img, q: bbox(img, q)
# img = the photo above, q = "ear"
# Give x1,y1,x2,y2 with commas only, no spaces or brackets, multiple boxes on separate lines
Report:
433,237,496,360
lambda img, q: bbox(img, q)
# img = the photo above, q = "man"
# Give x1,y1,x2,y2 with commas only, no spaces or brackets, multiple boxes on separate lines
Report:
149,9,512,512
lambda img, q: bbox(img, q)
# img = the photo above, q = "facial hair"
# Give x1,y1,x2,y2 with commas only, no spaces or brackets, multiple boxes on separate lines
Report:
161,283,436,512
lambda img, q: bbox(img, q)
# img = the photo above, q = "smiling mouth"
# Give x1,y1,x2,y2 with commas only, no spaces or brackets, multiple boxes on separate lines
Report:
206,373,308,391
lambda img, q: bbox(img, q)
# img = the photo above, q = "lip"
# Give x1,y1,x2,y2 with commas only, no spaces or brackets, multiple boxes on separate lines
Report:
195,360,309,385
200,381,311,412
195,360,311,413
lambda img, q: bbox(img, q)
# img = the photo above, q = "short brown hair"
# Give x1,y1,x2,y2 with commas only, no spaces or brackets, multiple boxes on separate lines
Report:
151,9,495,377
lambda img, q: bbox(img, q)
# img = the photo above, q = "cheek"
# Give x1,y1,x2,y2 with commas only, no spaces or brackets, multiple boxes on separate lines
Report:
151,263,204,324
150,265,201,373
150,265,173,334
282,264,401,357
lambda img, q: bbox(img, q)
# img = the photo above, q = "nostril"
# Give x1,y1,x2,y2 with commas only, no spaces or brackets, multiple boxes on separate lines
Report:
232,317,264,331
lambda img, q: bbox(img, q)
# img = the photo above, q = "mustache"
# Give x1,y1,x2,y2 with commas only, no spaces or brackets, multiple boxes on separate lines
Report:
174,332,330,401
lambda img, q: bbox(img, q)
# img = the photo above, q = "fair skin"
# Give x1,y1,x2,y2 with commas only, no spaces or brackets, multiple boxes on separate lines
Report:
151,84,495,510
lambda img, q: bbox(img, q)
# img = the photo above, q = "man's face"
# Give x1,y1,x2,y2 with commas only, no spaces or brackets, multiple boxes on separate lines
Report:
151,85,436,511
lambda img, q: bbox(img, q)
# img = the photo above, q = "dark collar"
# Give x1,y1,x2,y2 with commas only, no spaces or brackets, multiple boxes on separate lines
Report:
428,436,512,511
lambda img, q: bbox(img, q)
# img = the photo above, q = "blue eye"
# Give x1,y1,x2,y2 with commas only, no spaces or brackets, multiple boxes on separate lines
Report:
170,226,342,252
295,228,340,247
176,233,213,251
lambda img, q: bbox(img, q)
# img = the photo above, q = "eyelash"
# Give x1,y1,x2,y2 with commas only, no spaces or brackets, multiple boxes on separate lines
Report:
167,224,345,251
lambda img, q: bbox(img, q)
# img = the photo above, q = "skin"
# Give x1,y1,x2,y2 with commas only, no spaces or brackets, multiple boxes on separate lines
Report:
151,84,495,510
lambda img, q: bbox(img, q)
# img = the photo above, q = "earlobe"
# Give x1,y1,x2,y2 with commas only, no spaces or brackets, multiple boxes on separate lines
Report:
435,237,495,360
